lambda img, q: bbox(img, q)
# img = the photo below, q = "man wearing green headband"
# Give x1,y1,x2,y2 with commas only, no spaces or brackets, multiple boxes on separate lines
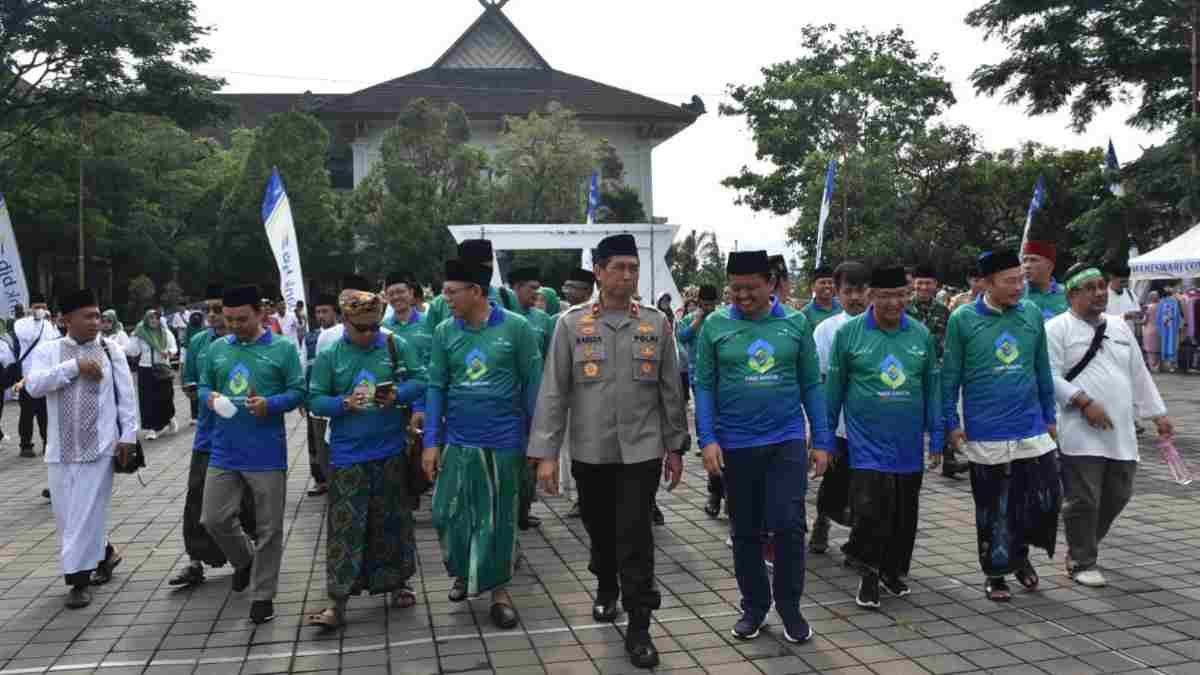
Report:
1046,264,1173,588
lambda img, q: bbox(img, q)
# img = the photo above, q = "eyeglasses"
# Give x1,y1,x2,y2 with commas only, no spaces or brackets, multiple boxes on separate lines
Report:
350,322,380,334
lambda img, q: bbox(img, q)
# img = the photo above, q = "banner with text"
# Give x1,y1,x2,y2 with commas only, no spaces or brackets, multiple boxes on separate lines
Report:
0,194,30,318
262,168,307,315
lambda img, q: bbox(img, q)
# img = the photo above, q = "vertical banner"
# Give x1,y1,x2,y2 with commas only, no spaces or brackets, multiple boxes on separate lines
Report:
0,194,30,318
262,168,307,315
1020,175,1047,253
815,158,838,268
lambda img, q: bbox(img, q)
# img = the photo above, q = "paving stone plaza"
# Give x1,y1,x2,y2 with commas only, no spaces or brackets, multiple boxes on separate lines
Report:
0,376,1197,675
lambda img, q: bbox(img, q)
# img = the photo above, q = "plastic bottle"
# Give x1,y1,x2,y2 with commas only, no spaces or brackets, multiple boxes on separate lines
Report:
1158,437,1193,486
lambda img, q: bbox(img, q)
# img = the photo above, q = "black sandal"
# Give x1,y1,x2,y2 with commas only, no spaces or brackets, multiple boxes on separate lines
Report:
985,577,1011,602
1014,560,1039,591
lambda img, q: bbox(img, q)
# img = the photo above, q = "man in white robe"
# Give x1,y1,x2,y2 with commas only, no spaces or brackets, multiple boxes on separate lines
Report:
26,289,138,608
1047,265,1173,588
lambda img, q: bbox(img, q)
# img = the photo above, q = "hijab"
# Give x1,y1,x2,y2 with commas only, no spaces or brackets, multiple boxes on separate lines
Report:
101,309,124,336
134,309,168,354
537,287,561,316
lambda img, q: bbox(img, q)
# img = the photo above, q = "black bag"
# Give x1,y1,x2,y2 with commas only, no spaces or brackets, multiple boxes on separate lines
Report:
1064,321,1107,382
102,342,146,474
148,346,175,382
1,322,43,390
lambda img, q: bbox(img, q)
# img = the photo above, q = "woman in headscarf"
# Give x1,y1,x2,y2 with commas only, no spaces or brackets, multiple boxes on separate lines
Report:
1143,291,1161,372
536,287,561,320
101,310,129,350
125,308,179,440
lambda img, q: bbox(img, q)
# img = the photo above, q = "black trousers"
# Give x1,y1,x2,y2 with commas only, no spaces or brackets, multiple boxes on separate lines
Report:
572,458,663,613
305,413,328,485
184,451,257,567
843,469,922,578
18,387,46,448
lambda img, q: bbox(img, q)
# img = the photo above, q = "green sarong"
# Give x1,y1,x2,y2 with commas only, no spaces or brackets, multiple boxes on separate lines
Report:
431,445,524,596
326,454,416,600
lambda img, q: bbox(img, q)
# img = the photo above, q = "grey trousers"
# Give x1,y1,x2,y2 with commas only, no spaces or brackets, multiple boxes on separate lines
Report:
201,467,286,602
1061,455,1137,571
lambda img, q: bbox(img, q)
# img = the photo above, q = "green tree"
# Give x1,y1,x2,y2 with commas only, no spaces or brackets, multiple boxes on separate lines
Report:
0,0,228,150
669,229,713,290
696,233,727,291
966,0,1192,131
492,102,597,223
127,274,156,320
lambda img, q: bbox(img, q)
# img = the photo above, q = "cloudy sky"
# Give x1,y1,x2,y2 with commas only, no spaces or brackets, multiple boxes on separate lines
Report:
193,0,1168,261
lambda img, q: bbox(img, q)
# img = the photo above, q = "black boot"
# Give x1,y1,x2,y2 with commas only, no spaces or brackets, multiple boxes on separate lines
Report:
19,444,34,458
941,444,969,479
624,609,659,669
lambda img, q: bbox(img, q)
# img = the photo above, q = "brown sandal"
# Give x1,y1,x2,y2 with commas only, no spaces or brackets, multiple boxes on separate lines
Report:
306,607,344,629
391,584,417,609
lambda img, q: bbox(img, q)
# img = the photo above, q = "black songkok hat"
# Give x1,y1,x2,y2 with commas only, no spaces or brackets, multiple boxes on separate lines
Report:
812,265,834,280
595,234,638,259
978,250,1021,277
698,284,719,302
445,259,491,288
727,250,770,276
768,254,788,279
223,285,260,309
314,294,338,309
341,275,372,292
458,239,494,266
60,289,98,315
508,267,540,285
204,284,225,301
29,292,46,304
385,271,415,288
568,268,596,286
913,264,938,281
870,266,908,289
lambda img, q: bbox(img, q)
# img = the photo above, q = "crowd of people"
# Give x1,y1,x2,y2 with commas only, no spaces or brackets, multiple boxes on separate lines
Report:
10,234,1185,670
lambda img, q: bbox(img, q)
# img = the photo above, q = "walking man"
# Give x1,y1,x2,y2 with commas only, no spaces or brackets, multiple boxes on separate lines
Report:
677,285,722,515
199,285,305,624
509,266,553,530
693,250,829,643
14,292,61,457
1021,240,1069,321
171,285,257,588
908,265,968,478
801,266,841,329
530,234,687,669
554,267,596,515
423,257,543,630
810,261,871,555
1047,264,1173,587
306,288,427,627
304,294,339,497
26,289,137,608
824,267,942,609
943,250,1060,601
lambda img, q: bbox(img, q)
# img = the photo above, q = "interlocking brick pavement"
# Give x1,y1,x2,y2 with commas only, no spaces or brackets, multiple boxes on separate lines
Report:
0,374,1195,674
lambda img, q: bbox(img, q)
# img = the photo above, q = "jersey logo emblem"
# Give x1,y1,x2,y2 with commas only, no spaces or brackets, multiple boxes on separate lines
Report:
228,363,251,396
353,369,377,399
879,354,907,389
995,332,1020,365
465,348,489,381
746,339,776,374
583,362,601,378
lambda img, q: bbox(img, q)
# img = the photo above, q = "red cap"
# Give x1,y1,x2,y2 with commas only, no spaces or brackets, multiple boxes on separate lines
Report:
1022,240,1056,262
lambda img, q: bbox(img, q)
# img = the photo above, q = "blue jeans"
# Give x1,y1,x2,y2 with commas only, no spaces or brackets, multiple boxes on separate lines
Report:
723,439,808,626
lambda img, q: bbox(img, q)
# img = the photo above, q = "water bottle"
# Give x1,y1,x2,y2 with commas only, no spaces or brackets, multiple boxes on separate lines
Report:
1158,437,1193,486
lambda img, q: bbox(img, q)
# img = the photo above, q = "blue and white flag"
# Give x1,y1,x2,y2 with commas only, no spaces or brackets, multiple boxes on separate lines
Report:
1105,139,1125,197
262,168,307,317
814,158,838,268
1021,175,1047,252
585,170,601,225
0,195,29,318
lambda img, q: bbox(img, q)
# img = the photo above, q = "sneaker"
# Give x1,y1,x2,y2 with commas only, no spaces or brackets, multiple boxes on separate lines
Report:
763,539,775,569
1071,568,1107,587
782,618,814,644
856,574,881,609
880,574,910,597
146,430,157,441
250,600,275,624
731,613,767,640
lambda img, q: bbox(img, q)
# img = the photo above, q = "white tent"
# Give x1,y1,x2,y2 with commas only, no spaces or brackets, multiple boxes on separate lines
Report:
447,223,682,304
1130,223,1200,282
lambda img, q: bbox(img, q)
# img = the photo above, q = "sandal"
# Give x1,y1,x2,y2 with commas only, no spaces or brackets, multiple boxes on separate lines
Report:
391,584,417,609
306,607,345,629
1014,561,1039,591
985,577,1011,602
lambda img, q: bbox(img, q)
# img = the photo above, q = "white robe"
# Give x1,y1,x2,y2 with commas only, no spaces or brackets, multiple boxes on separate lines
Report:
813,311,853,438
1046,311,1166,461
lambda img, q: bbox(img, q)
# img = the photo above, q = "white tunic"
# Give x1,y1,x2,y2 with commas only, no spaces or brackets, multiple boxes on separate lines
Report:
813,311,853,438
124,330,178,368
1046,311,1166,461
12,315,61,377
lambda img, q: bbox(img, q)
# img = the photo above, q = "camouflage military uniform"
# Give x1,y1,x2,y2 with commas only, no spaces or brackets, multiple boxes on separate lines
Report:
906,297,951,357
948,291,976,314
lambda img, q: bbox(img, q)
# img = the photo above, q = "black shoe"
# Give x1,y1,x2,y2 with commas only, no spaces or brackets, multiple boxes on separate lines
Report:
731,612,767,640
592,590,620,622
880,574,910,597
651,503,665,526
625,630,659,669
490,602,518,629
90,549,122,586
65,585,92,609
810,515,830,554
703,495,722,518
232,562,252,592
518,514,541,530
18,445,34,458
566,503,581,518
169,563,206,587
856,574,881,609
41,488,50,501
448,577,468,603
250,600,275,624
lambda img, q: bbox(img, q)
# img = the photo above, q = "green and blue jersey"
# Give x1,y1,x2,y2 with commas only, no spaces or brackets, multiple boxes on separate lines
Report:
802,296,843,330
1022,280,1069,321
183,329,219,452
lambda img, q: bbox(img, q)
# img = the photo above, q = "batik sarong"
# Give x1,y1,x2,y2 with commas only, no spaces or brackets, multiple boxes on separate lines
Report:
326,454,415,600
969,452,1061,577
843,469,922,578
431,445,523,597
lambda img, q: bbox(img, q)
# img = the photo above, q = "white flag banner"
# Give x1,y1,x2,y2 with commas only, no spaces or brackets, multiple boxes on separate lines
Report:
815,159,838,268
0,194,30,318
262,168,307,315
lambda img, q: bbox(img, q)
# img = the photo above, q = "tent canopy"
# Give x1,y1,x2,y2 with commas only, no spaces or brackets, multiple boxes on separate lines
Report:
1130,223,1200,282
447,223,682,305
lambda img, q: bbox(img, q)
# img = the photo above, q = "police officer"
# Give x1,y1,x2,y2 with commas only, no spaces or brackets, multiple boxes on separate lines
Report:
528,234,688,670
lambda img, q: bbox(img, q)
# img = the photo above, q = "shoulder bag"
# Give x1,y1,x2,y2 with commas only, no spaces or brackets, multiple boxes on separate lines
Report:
1,322,43,390
102,342,147,474
1064,321,1107,382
